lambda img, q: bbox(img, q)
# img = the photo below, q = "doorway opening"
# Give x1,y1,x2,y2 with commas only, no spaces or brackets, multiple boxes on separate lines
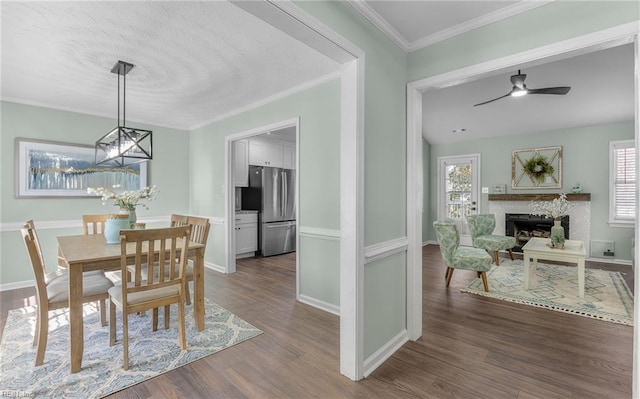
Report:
438,154,480,246
226,118,299,278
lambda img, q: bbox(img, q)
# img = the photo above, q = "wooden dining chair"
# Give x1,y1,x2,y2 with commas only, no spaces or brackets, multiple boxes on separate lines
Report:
139,214,210,305
108,226,191,370
21,222,114,366
170,214,189,227
82,214,109,235
183,215,211,304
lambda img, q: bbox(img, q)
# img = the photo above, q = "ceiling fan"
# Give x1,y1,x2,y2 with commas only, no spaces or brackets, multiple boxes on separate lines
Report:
473,70,571,106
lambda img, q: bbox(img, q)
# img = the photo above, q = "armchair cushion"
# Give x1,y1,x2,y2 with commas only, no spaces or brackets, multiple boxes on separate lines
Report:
467,214,516,251
453,247,493,272
474,235,516,252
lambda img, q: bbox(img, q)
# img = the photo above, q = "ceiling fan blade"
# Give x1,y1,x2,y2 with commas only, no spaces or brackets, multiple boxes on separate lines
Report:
528,86,571,95
473,92,511,107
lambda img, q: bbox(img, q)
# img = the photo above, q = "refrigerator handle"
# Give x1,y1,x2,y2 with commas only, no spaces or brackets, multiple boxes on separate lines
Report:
282,171,287,218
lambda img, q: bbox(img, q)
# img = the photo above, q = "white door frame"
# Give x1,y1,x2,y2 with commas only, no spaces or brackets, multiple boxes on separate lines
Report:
407,22,640,394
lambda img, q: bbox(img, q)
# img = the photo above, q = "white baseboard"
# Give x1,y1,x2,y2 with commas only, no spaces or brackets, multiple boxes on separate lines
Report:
363,329,409,378
298,294,340,316
423,240,437,246
0,279,34,292
205,261,226,274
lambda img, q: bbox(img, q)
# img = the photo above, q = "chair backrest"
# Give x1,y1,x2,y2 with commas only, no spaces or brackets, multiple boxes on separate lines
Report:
82,214,109,235
120,226,191,304
186,216,211,248
433,221,460,266
170,214,189,227
21,224,48,306
466,214,496,245
24,220,46,271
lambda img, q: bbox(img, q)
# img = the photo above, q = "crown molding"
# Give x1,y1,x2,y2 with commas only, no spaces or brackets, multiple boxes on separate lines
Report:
347,0,410,51
188,70,341,130
349,0,555,54
407,0,555,52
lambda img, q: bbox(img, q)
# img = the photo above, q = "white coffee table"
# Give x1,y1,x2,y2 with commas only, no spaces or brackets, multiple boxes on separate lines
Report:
522,237,586,298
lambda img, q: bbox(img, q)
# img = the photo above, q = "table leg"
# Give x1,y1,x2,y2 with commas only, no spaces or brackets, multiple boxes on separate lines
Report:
578,257,585,298
194,248,205,331
69,266,84,373
523,252,530,290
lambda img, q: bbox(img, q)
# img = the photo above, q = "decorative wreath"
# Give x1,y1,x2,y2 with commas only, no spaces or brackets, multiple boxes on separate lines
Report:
523,154,554,184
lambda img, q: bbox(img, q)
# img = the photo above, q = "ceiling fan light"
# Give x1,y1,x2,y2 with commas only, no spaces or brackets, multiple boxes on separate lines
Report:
511,88,528,97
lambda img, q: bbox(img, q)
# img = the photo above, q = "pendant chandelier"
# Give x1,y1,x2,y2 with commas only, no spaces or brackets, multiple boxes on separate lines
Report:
95,60,152,166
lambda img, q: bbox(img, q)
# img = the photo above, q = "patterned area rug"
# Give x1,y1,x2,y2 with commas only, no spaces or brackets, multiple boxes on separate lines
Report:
0,298,262,398
461,259,634,325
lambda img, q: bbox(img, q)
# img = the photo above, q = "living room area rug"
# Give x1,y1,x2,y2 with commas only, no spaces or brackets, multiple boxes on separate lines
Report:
461,258,633,326
0,298,262,398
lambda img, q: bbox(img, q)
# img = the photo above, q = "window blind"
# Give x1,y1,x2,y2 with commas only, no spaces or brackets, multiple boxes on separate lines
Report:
612,141,636,220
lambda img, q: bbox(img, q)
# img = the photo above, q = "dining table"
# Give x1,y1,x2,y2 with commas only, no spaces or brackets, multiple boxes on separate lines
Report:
57,233,206,373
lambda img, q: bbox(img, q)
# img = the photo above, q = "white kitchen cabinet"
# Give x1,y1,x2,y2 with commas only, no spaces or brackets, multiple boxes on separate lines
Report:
249,140,283,167
233,139,249,187
282,143,296,170
235,212,258,258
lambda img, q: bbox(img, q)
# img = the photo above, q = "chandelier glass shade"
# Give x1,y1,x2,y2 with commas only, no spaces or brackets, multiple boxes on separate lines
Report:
95,60,152,166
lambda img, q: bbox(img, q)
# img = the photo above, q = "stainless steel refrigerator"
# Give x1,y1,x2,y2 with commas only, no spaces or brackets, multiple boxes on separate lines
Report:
242,165,296,256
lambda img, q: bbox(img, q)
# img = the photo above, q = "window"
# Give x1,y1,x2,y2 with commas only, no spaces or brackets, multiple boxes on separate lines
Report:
609,139,636,226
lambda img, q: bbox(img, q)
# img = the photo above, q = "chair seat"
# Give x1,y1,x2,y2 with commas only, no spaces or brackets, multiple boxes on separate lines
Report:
108,282,181,308
47,272,114,305
475,235,516,251
452,247,493,272
44,268,104,284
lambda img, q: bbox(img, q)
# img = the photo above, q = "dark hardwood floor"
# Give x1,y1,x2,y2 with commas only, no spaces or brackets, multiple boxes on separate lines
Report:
0,245,632,398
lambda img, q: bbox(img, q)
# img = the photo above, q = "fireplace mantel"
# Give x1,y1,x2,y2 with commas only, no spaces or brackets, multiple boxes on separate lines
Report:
488,193,591,201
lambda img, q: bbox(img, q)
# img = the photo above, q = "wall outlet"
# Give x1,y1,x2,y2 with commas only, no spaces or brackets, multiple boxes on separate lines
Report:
482,187,489,194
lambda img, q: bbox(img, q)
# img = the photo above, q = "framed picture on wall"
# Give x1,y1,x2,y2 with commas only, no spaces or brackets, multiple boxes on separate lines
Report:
511,146,562,189
15,138,147,198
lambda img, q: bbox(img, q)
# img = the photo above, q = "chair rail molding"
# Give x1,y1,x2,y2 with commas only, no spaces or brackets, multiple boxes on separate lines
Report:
364,237,409,264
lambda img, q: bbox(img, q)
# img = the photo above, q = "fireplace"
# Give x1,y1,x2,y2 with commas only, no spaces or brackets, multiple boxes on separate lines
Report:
505,213,569,252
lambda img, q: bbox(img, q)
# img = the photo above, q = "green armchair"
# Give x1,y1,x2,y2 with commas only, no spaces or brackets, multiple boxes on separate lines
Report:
466,214,516,266
433,220,493,292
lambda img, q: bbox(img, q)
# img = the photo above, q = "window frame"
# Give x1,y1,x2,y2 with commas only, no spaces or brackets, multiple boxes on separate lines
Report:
609,139,636,228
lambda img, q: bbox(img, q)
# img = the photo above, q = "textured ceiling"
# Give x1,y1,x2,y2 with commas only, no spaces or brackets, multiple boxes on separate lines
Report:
1,2,340,130
422,44,635,145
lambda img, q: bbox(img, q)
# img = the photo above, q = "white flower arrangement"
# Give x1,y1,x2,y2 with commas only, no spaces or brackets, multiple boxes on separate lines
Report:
529,193,572,220
87,185,158,210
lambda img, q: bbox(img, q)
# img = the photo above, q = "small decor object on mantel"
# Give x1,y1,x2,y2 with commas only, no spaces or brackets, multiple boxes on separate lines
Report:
572,183,582,194
493,184,506,194
87,185,158,225
529,193,572,249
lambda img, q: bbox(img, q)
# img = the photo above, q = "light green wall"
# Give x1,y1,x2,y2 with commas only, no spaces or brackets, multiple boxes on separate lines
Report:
299,235,340,305
189,79,342,305
295,1,408,245
364,252,406,357
408,1,640,82
0,101,190,284
427,121,635,260
295,1,409,360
